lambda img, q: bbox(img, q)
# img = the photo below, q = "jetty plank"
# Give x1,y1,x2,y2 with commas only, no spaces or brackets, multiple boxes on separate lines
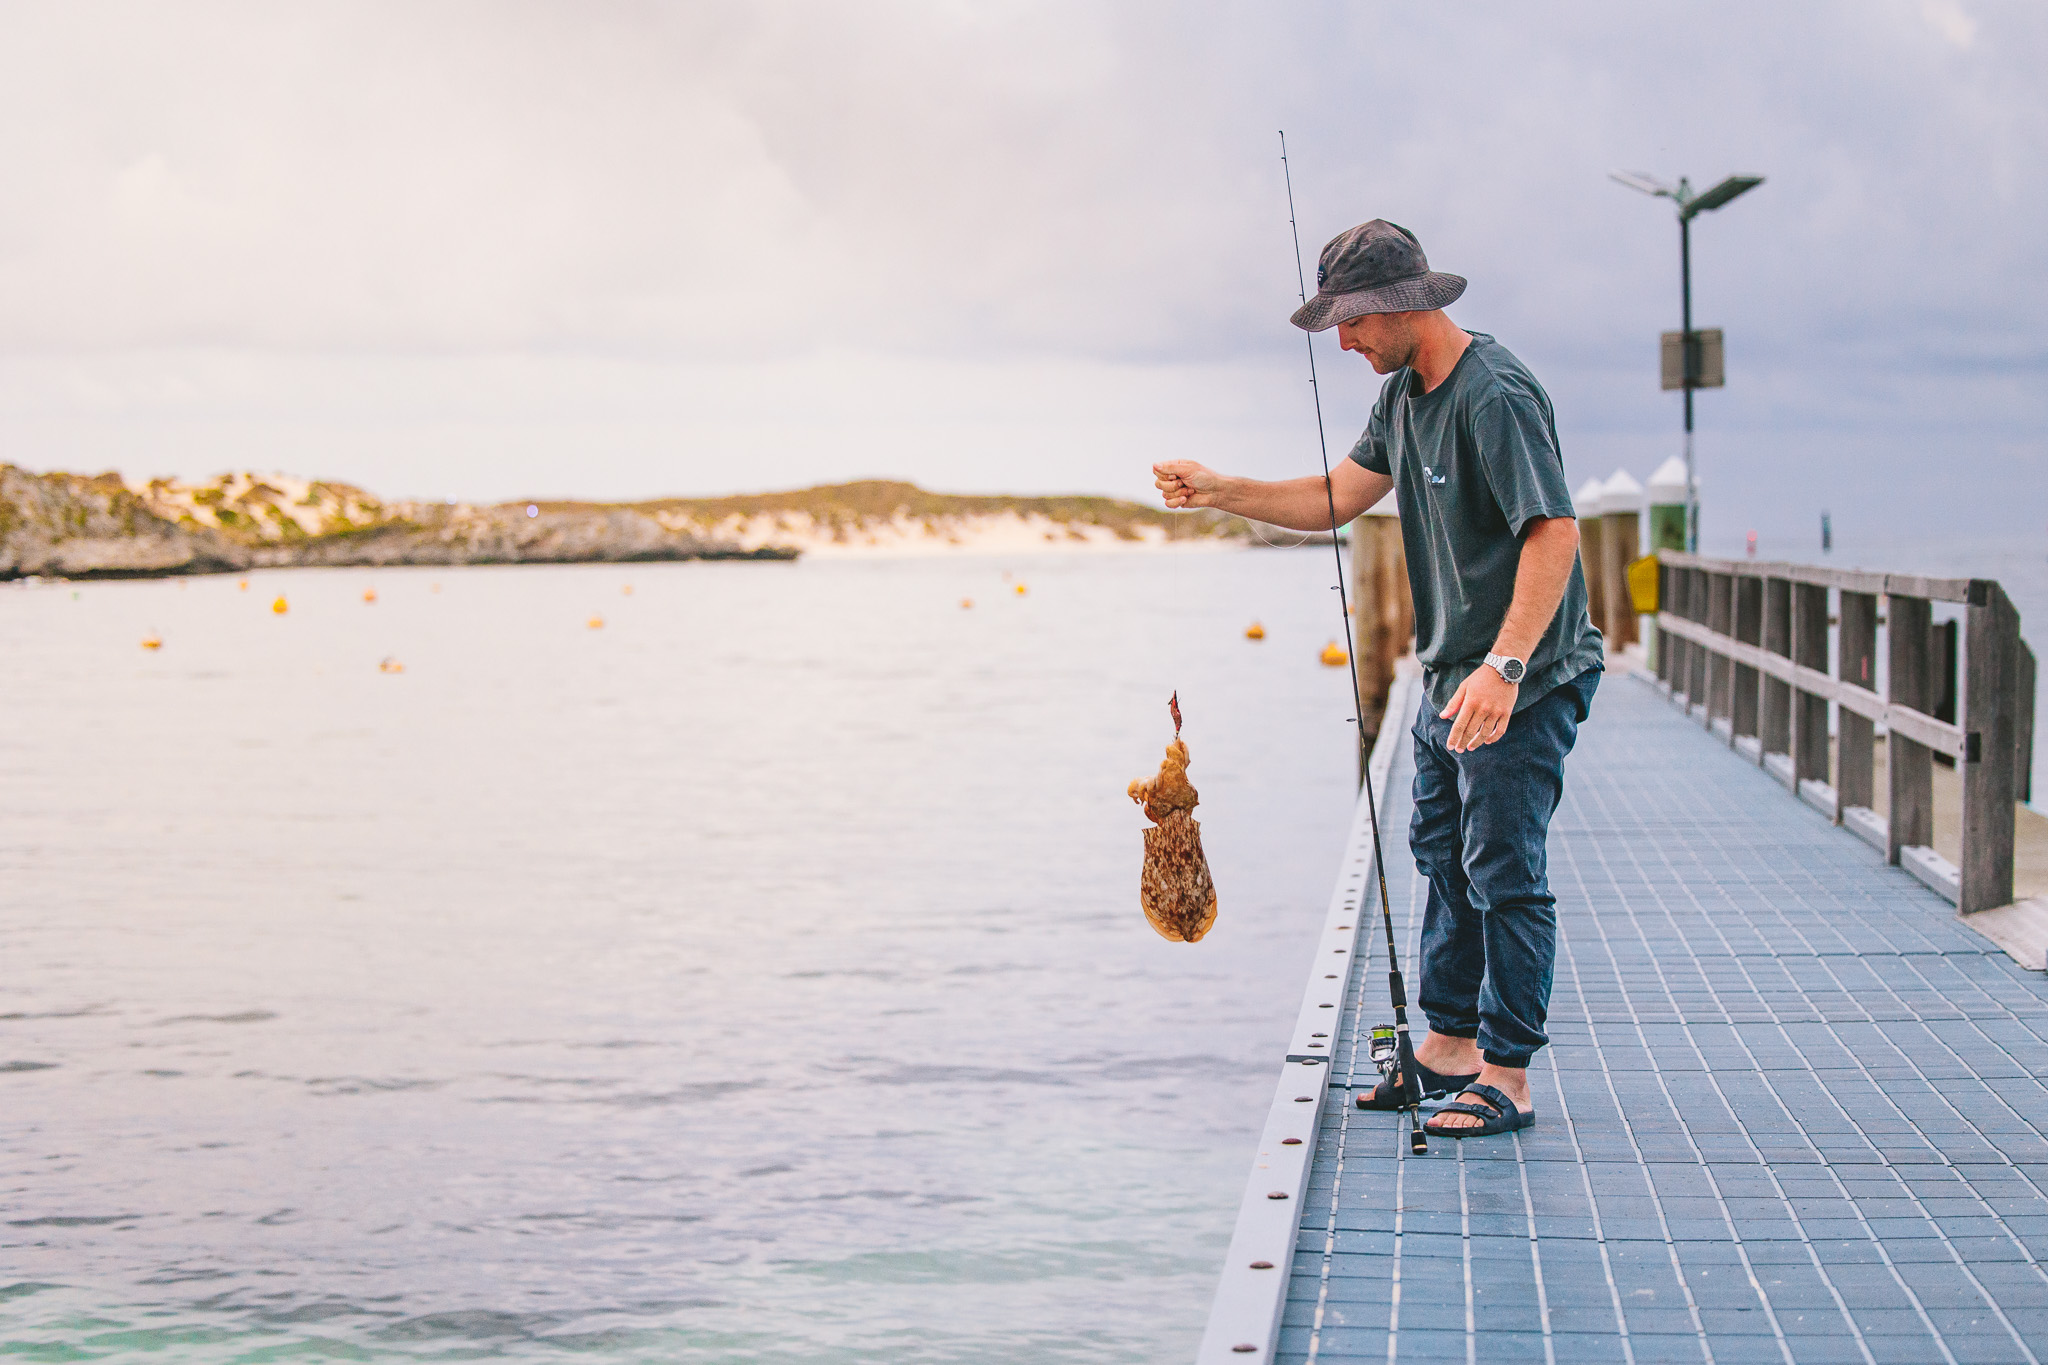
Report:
1243,673,2048,1365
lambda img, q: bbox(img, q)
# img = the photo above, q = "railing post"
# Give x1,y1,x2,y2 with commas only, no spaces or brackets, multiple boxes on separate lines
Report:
1733,573,1762,750
1707,571,1734,739
1761,574,1792,771
1791,581,1830,790
1688,568,1710,719
1959,580,2021,913
1671,566,1693,703
1837,590,1878,823
2018,641,2036,807
1655,559,1673,686
1886,593,1935,868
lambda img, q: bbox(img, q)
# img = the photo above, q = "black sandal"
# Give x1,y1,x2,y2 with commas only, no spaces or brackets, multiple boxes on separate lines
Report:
1354,1059,1481,1111
1424,1083,1534,1137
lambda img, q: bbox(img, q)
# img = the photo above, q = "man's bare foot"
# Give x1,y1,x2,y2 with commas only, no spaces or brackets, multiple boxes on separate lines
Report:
1429,1063,1531,1131
1412,1032,1482,1078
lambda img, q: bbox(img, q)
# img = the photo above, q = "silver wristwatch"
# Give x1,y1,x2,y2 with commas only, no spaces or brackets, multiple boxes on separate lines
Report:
1484,652,1526,684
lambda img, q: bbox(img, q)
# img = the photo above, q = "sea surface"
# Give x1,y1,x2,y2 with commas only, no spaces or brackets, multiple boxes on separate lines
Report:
6,533,2043,1365
1,550,1367,1364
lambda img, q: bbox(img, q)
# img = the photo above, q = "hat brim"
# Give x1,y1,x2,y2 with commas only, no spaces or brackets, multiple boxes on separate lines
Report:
1289,272,1467,331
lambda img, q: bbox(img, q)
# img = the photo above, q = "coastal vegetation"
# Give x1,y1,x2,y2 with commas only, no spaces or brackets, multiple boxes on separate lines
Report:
0,468,1259,579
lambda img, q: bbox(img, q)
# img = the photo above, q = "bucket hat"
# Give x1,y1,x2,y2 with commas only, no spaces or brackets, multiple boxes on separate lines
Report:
1289,220,1466,331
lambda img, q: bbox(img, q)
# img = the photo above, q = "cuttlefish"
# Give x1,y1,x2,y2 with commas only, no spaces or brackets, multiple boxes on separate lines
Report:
1127,693,1219,943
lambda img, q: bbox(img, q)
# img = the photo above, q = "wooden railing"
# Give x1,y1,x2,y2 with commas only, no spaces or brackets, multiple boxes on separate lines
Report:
1653,551,2036,914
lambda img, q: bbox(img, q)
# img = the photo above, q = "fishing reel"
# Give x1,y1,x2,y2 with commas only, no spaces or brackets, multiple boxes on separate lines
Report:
1366,1022,1430,1155
1368,1024,1399,1080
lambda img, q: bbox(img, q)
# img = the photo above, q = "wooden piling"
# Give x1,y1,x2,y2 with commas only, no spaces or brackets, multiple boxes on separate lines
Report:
1597,471,1643,651
1575,479,1607,639
1348,510,1412,745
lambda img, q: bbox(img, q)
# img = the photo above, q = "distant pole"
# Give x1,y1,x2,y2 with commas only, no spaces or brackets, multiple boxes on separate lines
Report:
1680,213,1695,552
1609,170,1763,557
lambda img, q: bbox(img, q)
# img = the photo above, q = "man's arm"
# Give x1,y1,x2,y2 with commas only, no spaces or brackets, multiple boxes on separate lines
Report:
1152,458,1393,530
1440,515,1580,752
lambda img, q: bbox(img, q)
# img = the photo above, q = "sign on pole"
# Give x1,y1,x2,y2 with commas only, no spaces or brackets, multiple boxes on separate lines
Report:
1660,328,1725,390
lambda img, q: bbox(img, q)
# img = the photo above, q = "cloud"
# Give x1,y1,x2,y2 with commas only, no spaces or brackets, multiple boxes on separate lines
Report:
1922,0,1978,48
0,0,2041,541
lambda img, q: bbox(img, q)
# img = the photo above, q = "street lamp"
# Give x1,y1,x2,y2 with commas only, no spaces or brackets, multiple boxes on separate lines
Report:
1610,170,1764,552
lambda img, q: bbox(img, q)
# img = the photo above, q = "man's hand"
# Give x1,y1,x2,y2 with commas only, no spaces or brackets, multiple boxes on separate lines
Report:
1153,460,1226,509
1149,459,1391,528
1440,665,1518,753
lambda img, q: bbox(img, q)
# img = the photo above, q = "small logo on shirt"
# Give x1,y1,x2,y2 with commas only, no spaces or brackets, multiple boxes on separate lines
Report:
1421,466,1447,486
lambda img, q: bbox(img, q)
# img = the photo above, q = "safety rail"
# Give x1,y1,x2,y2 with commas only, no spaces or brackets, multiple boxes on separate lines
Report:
1653,551,2036,914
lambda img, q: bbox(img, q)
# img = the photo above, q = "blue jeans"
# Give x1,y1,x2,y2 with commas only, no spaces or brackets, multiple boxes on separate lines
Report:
1409,667,1599,1069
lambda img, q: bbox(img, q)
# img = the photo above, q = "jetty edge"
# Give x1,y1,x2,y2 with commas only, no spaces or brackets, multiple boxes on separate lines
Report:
1196,659,1421,1362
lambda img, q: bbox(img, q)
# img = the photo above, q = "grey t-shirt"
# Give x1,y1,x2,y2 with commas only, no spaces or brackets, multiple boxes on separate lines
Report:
1348,332,1603,715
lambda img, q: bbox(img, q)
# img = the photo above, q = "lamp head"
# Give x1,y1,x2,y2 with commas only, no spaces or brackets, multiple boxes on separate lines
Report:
1682,174,1765,219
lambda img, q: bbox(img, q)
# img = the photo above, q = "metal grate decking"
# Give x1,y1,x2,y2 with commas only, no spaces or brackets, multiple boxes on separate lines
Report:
1284,672,2048,1365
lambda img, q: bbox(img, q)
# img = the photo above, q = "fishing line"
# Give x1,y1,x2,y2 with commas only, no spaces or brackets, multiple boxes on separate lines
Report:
1241,517,1315,550
1278,130,1429,1156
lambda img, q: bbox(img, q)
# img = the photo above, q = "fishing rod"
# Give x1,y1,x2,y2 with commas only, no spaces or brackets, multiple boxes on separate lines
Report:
1278,131,1428,1156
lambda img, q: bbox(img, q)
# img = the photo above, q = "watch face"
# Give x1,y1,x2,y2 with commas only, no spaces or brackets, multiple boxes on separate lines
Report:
1499,657,1525,682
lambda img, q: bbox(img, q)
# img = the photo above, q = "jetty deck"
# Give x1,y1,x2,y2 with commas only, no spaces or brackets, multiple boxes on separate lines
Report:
1204,670,2048,1364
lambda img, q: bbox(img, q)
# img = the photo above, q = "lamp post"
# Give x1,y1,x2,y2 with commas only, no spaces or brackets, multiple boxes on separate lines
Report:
1609,171,1763,552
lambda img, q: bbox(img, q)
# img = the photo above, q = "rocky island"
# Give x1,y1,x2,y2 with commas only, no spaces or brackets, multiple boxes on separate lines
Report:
0,467,1258,579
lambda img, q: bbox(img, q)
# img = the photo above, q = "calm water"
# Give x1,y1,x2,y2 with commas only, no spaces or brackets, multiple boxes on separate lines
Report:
1,551,1365,1363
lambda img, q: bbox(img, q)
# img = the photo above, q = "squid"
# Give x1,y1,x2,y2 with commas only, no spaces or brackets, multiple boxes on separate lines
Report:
1127,693,1219,943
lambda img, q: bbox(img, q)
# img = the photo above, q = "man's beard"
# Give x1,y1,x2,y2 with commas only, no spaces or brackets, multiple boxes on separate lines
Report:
1381,322,1420,372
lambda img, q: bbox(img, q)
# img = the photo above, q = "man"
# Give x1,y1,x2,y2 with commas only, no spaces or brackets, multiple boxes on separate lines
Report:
1153,220,1602,1138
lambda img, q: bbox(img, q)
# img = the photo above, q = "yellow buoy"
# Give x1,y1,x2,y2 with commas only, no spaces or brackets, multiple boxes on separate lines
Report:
363,588,377,604
1320,641,1348,667
588,615,605,629
1245,622,1265,640
272,596,289,615
238,579,248,591
1014,583,1028,596
622,584,634,596
378,657,404,674
141,634,162,651
960,598,974,609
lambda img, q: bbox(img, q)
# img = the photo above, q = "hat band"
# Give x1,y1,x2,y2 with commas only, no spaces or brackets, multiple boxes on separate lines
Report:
1316,266,1429,298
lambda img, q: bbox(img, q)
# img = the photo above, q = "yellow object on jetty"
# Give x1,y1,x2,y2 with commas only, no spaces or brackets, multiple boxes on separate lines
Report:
1014,583,1028,596
1245,622,1266,640
363,589,377,604
238,580,248,591
588,615,605,629
960,598,974,609
141,634,162,651
272,596,289,615
1626,553,1660,614
1320,641,1348,667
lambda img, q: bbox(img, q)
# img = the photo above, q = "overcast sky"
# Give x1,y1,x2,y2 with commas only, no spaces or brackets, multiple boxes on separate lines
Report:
0,0,2041,548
